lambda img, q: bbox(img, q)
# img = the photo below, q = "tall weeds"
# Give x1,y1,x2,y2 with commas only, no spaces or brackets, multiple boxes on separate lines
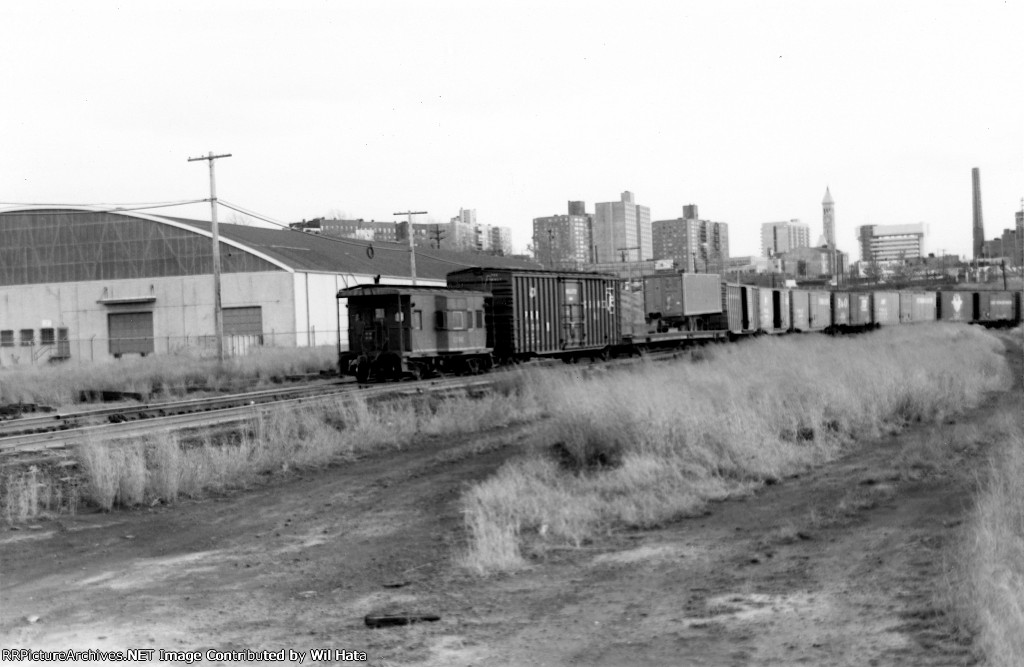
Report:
57,381,542,514
954,409,1024,665
0,345,337,407
461,324,1012,573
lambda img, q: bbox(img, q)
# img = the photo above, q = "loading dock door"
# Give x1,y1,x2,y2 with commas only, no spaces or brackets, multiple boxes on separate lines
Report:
108,312,154,356
223,306,264,338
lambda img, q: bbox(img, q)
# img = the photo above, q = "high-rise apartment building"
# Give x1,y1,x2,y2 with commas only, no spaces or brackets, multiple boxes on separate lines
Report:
652,208,729,274
533,202,594,270
857,223,926,262
761,220,810,257
593,191,652,262
822,187,835,248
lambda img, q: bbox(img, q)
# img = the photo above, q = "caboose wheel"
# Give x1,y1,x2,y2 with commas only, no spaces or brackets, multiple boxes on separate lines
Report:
355,360,370,383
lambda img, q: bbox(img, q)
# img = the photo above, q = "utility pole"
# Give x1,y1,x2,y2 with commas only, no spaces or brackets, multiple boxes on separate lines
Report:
429,224,446,249
187,151,231,365
394,210,427,285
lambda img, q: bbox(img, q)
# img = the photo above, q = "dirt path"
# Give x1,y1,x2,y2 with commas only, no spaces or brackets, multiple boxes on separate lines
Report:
2,335,1020,666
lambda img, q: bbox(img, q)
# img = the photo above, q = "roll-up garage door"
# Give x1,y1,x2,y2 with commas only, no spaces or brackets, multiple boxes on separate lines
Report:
108,312,154,356
223,306,263,336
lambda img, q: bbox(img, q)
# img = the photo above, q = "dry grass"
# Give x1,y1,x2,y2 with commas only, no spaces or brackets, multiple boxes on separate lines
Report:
461,324,1012,573
0,345,337,408
950,408,1024,666
36,381,543,514
1,465,78,522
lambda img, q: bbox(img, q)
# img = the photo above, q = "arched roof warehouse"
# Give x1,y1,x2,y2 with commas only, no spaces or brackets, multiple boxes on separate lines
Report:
0,206,537,286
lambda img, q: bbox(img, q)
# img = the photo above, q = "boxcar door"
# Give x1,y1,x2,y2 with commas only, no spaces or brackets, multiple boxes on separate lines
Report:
561,281,584,348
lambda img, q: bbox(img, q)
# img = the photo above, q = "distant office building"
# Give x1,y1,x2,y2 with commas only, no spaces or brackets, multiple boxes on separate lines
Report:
761,220,810,257
822,187,835,248
533,202,594,270
290,218,398,243
777,246,848,279
981,226,1021,265
593,191,652,262
652,208,729,274
682,204,699,221
857,223,926,263
726,256,775,274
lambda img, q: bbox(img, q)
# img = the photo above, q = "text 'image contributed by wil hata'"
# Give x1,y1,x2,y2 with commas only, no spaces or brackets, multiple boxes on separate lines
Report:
1,648,369,663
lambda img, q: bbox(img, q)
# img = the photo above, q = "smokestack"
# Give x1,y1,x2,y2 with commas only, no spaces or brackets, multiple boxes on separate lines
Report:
972,167,985,259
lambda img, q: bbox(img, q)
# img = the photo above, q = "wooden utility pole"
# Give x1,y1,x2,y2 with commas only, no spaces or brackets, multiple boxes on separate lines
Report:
394,210,427,285
188,151,232,364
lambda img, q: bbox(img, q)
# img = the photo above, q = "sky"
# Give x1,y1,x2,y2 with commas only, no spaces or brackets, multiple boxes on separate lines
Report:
1,1,1021,260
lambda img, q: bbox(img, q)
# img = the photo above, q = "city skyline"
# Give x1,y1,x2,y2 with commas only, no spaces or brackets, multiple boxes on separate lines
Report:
1,1,1021,260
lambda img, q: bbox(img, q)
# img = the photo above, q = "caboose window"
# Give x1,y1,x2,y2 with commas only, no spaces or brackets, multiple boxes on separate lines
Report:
475,310,484,328
449,310,465,330
374,308,385,320
466,311,474,330
412,310,422,330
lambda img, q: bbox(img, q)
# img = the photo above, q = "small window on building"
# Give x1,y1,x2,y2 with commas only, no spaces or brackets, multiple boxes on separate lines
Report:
412,310,422,330
20,329,34,346
40,328,55,345
0,330,13,347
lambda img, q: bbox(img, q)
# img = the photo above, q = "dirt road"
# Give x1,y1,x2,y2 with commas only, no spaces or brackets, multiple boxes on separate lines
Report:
2,336,1020,666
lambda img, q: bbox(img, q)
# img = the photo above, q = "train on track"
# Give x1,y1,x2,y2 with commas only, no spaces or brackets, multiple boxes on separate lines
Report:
336,267,1022,382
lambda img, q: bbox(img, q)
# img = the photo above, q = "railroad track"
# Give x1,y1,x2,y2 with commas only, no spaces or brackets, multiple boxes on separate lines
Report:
0,346,702,457
0,376,496,455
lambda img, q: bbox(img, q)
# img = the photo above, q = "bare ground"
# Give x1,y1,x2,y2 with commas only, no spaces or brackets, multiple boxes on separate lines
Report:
1,335,1021,666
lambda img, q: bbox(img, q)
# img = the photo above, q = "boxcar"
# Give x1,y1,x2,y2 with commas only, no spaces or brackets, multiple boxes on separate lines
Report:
724,283,758,335
447,267,620,361
848,293,873,328
807,291,832,331
337,285,491,381
831,292,851,329
756,287,790,334
790,289,810,332
978,291,1019,326
643,272,722,331
899,292,937,324
938,291,974,323
872,291,900,326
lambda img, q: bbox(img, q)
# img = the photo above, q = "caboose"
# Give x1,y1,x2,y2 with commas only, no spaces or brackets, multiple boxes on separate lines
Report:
337,285,492,382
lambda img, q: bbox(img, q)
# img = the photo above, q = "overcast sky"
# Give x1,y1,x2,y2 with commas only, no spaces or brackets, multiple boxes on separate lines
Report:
1,1,1021,260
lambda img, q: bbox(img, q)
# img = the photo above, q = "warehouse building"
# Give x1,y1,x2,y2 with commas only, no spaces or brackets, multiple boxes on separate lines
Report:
0,206,535,366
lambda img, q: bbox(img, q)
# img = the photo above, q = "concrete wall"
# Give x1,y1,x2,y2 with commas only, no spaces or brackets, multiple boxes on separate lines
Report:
0,271,449,366
304,273,446,351
0,272,295,366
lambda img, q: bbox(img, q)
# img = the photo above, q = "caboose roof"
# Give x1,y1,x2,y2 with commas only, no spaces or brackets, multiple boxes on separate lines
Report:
336,284,490,299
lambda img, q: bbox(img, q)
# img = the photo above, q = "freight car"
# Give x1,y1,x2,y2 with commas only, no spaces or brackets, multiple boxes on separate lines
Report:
446,267,621,363
336,266,1023,380
337,285,493,381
